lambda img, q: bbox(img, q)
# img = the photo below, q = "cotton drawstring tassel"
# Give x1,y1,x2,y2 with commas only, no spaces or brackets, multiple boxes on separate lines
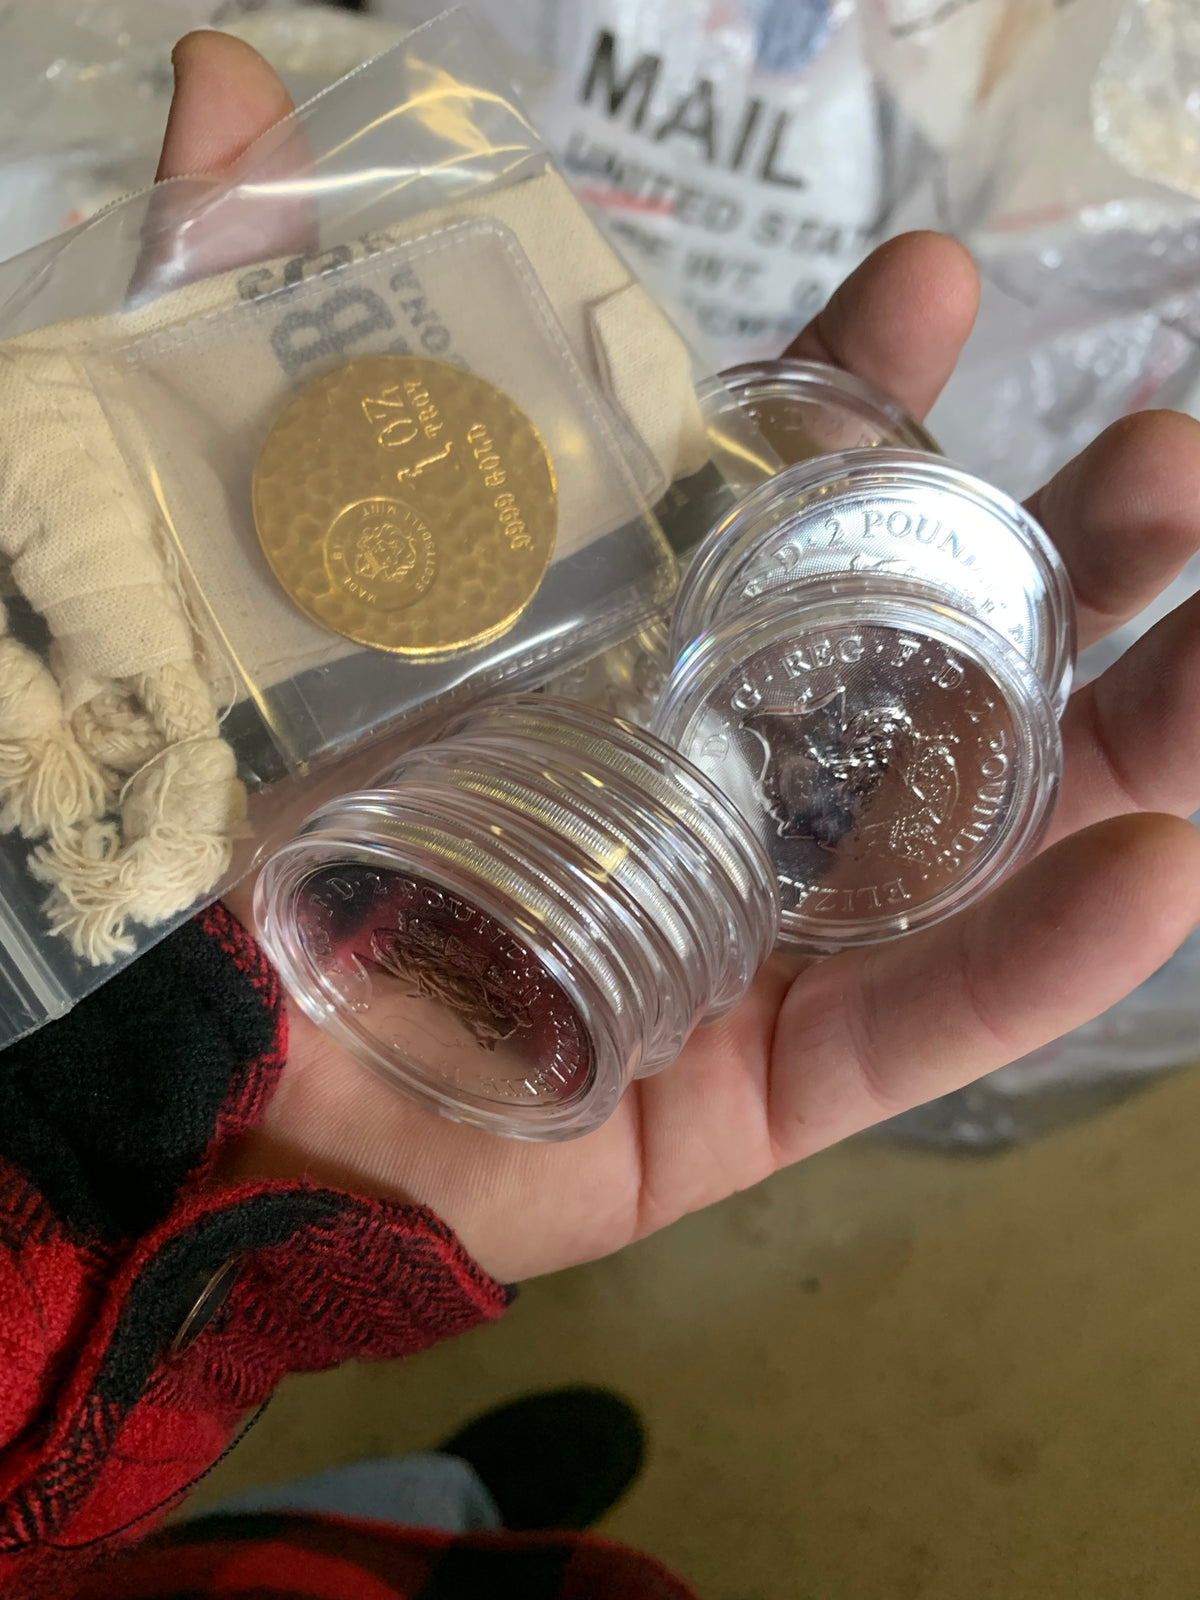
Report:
0,608,107,836
32,742,245,965
71,679,166,777
0,340,251,963
32,660,246,964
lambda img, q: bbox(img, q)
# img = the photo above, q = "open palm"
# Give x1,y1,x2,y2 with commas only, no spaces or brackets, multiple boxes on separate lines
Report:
182,33,1200,1282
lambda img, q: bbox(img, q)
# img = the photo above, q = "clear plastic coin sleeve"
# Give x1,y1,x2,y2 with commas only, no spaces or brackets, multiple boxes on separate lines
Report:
0,6,772,1047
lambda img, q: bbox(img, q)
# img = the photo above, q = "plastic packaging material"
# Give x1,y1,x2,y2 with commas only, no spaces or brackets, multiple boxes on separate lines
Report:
918,0,1200,498
434,0,1200,501
424,0,1068,376
430,0,890,369
223,6,414,101
0,0,195,258
0,8,761,1048
0,1,411,261
254,694,779,1139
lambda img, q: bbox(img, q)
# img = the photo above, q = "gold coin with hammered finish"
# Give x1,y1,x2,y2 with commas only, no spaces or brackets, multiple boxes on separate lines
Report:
252,356,558,656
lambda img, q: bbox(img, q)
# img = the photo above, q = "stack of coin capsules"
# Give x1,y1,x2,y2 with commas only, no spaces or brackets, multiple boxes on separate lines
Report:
652,443,1074,953
255,696,778,1140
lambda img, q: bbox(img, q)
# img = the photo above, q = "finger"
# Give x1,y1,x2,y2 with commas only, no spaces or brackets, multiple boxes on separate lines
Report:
139,30,311,294
156,30,294,182
783,232,980,421
1025,410,1200,651
1047,589,1200,843
769,813,1200,1159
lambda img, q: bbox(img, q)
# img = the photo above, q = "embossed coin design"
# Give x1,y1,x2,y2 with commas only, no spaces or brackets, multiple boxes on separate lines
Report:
253,356,557,655
324,498,436,612
653,582,1061,951
298,863,596,1108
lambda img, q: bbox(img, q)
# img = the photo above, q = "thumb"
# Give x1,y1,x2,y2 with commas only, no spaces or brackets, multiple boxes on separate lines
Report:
156,30,294,182
136,29,314,295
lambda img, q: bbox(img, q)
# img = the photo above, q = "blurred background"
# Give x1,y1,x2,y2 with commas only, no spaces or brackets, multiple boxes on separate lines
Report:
5,1,1197,1591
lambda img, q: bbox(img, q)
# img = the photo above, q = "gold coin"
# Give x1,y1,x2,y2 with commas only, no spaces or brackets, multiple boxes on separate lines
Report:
252,356,557,656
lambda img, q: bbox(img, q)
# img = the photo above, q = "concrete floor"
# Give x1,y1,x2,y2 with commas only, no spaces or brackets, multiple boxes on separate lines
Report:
194,1065,1200,1598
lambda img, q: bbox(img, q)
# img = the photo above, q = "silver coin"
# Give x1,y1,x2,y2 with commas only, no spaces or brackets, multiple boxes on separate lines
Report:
653,592,1061,951
287,855,597,1108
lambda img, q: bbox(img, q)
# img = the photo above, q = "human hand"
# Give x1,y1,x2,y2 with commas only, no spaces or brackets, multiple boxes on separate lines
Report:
165,32,1200,1281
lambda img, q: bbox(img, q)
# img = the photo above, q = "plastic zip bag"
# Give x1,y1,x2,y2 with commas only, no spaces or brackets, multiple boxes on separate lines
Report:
0,5,763,1045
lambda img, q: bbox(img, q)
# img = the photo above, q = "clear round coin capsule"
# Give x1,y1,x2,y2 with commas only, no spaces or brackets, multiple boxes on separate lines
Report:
255,696,779,1141
543,360,941,728
710,358,940,470
670,450,1076,715
652,578,1062,954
